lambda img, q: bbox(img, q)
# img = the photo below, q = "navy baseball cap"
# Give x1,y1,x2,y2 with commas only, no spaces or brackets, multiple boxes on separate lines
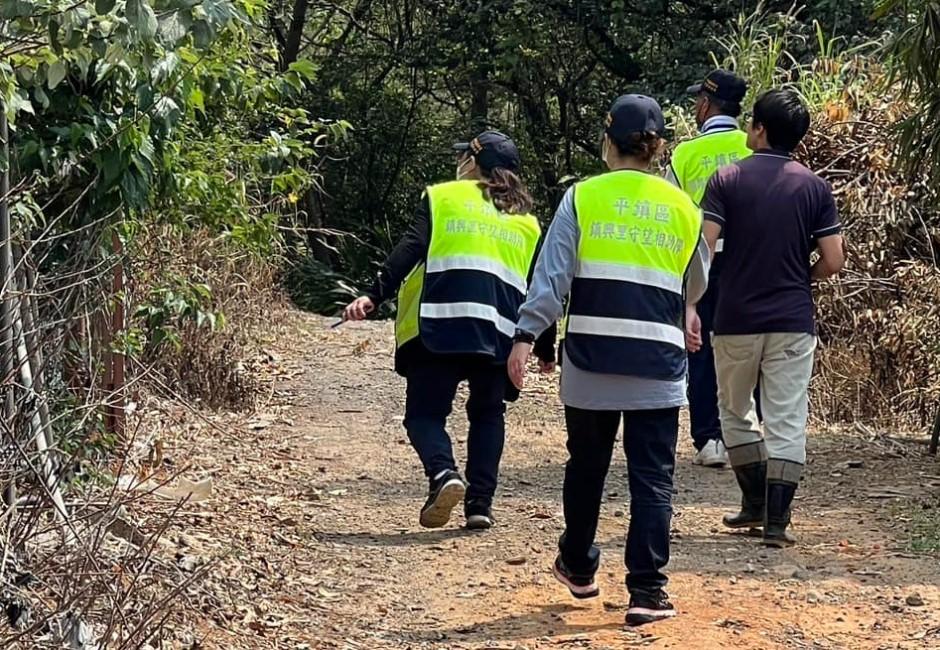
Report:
453,130,521,172
605,94,666,139
687,70,748,104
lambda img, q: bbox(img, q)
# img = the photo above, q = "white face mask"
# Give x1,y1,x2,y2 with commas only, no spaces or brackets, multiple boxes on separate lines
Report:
456,156,474,180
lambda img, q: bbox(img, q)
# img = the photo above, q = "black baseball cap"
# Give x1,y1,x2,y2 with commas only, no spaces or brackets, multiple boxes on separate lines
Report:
452,130,521,172
686,70,748,104
605,94,666,140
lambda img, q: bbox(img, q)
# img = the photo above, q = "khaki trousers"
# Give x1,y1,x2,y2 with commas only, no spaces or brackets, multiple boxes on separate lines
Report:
713,333,817,483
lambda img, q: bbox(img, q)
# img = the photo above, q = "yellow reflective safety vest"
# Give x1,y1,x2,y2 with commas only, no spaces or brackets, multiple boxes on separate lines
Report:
670,129,751,205
395,180,541,362
565,170,701,380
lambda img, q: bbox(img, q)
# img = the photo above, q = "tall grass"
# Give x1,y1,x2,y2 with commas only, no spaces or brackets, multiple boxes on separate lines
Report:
708,3,883,118
710,4,802,107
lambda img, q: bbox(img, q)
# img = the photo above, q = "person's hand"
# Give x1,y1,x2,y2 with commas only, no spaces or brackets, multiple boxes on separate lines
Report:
538,359,556,374
343,296,375,322
685,304,703,353
508,341,533,390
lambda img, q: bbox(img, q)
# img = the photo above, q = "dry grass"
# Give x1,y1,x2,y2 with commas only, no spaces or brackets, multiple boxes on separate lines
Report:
131,227,288,411
803,104,940,426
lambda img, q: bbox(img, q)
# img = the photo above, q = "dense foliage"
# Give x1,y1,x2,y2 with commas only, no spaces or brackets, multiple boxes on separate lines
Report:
876,0,940,187
1,0,351,412
272,0,884,307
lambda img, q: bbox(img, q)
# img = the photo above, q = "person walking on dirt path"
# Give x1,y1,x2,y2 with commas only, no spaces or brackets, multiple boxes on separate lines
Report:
342,130,555,531
692,89,844,548
667,70,754,470
507,95,710,627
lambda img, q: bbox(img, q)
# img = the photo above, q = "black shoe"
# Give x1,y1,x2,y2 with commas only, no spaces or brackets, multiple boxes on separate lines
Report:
465,500,495,530
419,471,466,529
625,591,677,627
551,555,599,600
763,480,797,548
723,461,767,529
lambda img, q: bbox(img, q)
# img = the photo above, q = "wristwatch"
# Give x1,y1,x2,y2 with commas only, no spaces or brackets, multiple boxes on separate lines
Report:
513,329,536,344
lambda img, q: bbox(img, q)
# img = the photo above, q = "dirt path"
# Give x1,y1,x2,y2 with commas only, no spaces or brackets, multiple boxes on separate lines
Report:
173,313,940,649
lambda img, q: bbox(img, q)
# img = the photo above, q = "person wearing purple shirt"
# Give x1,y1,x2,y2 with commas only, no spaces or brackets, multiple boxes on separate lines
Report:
688,89,845,548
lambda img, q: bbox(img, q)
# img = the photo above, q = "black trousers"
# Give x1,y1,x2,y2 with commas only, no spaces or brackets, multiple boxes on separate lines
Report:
560,406,679,596
403,353,507,507
688,285,722,450
688,284,763,449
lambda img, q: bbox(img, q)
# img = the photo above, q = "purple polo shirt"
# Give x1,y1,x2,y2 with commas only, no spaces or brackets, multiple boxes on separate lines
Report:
701,149,841,335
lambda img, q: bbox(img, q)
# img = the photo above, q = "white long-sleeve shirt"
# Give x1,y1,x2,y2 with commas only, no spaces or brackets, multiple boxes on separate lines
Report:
516,186,710,410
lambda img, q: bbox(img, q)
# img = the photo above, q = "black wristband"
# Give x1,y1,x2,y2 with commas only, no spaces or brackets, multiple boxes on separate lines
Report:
513,329,536,344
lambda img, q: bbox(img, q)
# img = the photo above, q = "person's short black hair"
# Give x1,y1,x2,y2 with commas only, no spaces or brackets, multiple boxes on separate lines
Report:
752,89,810,152
708,95,742,118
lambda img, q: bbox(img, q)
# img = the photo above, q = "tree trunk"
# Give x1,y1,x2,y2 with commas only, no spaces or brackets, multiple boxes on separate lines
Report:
469,66,489,131
280,0,310,70
517,88,563,211
303,190,333,266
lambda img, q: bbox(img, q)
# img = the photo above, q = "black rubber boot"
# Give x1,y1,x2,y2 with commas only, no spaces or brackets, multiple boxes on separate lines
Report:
723,461,766,529
763,480,797,548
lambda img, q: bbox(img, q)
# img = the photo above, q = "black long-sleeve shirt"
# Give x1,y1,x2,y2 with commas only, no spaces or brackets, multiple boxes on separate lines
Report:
367,194,557,364
366,196,432,306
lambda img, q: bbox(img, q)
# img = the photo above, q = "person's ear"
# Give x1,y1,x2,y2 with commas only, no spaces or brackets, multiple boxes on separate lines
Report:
695,95,708,121
456,153,477,179
746,120,764,149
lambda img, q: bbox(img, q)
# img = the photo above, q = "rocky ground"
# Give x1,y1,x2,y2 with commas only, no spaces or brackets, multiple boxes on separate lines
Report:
152,312,940,649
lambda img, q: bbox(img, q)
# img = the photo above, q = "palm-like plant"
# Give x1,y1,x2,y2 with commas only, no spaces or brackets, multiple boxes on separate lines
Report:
875,1,940,453
876,1,940,188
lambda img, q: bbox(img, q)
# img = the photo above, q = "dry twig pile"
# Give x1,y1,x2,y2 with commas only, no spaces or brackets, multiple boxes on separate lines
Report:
803,105,940,425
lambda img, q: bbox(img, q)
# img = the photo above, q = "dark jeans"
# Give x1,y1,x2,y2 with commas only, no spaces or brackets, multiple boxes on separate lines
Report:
689,285,761,450
404,353,507,506
560,405,679,596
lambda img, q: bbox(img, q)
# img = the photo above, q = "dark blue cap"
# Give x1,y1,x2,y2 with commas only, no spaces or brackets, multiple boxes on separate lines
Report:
453,130,521,172
605,95,666,139
687,70,748,105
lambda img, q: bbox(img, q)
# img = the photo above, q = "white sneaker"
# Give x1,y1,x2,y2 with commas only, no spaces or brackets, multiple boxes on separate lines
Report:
714,440,730,467
693,440,729,468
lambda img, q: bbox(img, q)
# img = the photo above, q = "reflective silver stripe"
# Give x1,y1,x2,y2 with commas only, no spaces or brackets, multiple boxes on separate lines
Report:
575,261,683,295
420,302,516,337
566,315,685,349
715,238,724,253
426,256,527,294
